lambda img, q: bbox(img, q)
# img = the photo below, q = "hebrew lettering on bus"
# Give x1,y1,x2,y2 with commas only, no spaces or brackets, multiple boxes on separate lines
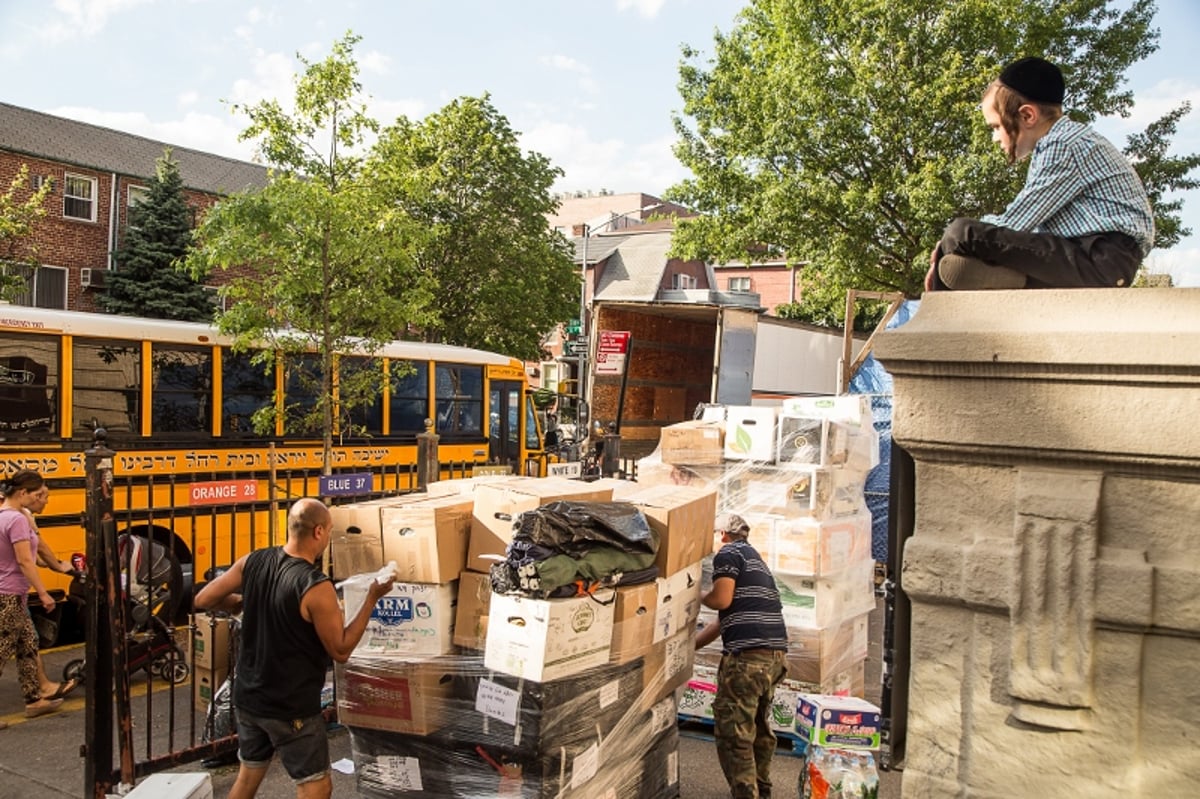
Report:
0,456,68,476
350,447,391,463
118,453,179,473
186,452,220,469
224,451,263,468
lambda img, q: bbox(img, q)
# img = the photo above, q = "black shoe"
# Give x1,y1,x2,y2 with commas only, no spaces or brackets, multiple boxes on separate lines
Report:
757,782,771,798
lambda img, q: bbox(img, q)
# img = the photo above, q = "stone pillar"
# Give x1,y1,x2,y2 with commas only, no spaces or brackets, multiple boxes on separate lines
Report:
874,288,1200,798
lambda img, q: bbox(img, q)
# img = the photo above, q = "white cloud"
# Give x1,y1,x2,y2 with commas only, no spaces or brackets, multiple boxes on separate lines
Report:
48,106,255,162
227,49,297,110
616,0,668,20
359,50,391,76
1145,245,1200,288
177,90,199,108
43,0,154,41
539,54,590,75
520,121,685,195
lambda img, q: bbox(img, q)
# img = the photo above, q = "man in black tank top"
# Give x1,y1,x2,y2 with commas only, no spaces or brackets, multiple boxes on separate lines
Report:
195,498,394,799
697,513,788,799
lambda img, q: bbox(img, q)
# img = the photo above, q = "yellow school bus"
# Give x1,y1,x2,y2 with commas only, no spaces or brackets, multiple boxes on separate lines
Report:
0,305,544,618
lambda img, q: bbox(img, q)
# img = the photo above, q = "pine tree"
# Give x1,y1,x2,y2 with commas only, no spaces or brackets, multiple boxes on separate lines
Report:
104,150,214,322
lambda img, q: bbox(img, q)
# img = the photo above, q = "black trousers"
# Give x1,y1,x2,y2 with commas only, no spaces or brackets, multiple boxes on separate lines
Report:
937,217,1142,289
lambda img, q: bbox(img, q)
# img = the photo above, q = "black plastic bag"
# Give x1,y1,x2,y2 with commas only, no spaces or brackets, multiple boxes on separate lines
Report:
515,501,659,557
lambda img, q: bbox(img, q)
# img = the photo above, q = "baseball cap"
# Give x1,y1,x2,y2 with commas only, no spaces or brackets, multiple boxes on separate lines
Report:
715,513,750,537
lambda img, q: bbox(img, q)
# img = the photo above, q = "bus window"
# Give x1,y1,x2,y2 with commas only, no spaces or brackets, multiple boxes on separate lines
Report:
525,392,542,452
339,356,384,437
151,344,212,434
435,364,482,439
284,353,322,436
222,348,274,436
73,339,140,435
388,360,428,436
0,335,57,437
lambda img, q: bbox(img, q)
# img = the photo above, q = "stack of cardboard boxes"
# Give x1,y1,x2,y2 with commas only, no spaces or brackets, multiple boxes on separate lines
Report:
328,474,716,798
645,397,879,732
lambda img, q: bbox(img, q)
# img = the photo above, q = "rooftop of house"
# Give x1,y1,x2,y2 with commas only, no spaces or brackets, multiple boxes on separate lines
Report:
0,102,270,196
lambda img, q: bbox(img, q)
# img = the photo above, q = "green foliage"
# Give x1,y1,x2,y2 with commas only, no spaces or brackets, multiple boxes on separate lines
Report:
185,32,432,469
0,164,52,301
104,150,214,322
667,0,1192,313
773,264,887,332
366,95,579,362
1123,102,1200,249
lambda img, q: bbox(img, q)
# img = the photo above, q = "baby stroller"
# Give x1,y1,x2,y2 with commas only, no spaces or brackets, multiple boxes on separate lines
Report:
60,540,190,687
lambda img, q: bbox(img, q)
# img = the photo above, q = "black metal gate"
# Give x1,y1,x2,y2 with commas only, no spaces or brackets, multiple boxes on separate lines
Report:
78,430,481,797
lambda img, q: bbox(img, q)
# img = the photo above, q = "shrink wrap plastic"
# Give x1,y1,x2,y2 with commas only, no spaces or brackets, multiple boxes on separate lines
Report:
343,650,682,798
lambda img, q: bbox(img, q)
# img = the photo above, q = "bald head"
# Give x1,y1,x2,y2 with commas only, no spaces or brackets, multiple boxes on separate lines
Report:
288,498,331,542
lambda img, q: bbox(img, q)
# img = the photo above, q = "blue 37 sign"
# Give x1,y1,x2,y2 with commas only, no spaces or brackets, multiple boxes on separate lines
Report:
319,472,373,496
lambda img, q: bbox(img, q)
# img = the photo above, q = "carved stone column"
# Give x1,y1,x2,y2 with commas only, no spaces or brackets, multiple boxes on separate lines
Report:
875,288,1200,798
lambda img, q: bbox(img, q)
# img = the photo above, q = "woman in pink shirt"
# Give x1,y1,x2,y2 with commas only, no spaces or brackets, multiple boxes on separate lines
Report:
0,470,71,722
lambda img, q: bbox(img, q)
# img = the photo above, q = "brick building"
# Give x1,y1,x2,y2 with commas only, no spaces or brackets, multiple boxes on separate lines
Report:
0,102,269,311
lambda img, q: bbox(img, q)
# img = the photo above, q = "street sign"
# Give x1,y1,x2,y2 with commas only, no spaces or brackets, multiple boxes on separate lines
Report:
547,461,583,478
565,339,588,356
319,472,373,496
565,318,582,335
189,479,258,506
595,330,631,376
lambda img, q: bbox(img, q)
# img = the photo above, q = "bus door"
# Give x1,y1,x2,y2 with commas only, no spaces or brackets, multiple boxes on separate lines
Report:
488,380,523,470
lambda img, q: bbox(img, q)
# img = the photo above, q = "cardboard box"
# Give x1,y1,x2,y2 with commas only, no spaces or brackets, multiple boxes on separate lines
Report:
677,662,718,721
785,612,870,684
190,612,232,670
610,581,658,664
380,495,472,584
193,664,228,707
633,459,725,491
777,560,876,627
623,483,716,576
723,406,777,462
762,512,873,576
642,627,694,704
344,580,458,658
335,655,457,736
329,498,399,580
653,562,703,643
447,658,644,752
330,495,472,583
452,570,493,650
794,694,882,751
467,478,613,572
484,592,615,682
780,395,871,427
658,420,725,466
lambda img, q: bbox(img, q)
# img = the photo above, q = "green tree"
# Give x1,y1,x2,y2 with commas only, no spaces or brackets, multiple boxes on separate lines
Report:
185,32,432,470
0,164,52,301
668,0,1197,312
104,150,214,321
367,95,579,361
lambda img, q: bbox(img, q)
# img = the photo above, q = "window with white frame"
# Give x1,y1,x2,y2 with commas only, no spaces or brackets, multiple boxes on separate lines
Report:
2,264,67,309
64,174,97,221
672,273,697,290
128,185,149,207
728,276,752,293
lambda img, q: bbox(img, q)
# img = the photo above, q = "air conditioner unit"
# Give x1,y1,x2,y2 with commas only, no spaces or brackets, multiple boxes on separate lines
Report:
80,268,106,289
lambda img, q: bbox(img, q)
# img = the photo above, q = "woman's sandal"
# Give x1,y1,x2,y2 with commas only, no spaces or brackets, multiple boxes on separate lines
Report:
24,698,65,718
43,678,78,701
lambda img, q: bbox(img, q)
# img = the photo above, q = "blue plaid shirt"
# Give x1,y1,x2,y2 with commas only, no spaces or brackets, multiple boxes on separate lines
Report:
983,118,1155,255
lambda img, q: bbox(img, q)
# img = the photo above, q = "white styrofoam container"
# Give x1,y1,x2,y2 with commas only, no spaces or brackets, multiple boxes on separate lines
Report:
123,773,213,799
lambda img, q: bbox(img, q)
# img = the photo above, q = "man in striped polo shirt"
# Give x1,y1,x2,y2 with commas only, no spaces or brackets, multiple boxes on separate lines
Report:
696,513,788,799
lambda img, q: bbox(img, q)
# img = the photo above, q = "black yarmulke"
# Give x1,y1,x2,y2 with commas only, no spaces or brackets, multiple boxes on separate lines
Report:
999,57,1064,105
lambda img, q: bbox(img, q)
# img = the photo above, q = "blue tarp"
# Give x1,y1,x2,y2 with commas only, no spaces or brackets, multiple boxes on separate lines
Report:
848,300,919,562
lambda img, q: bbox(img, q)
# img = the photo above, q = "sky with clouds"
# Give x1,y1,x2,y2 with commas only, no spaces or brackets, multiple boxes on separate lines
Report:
1,0,1197,286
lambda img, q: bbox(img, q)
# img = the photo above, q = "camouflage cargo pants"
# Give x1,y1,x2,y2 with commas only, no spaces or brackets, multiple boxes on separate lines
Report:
714,650,787,798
